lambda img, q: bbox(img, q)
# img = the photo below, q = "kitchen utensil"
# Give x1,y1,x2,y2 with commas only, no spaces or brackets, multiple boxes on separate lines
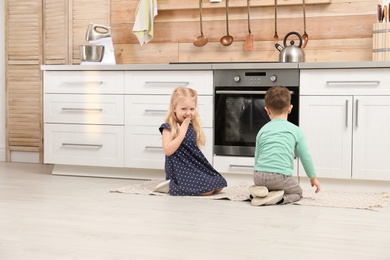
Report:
220,0,234,46
81,23,116,65
275,31,305,62
79,45,104,62
302,0,308,48
384,5,388,23
274,0,278,42
244,0,253,51
194,0,208,47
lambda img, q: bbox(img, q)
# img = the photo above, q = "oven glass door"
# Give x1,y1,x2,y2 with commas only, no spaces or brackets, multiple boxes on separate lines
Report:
214,86,299,157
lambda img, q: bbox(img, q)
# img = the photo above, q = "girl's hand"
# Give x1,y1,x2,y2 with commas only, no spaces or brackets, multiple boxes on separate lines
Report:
177,117,191,136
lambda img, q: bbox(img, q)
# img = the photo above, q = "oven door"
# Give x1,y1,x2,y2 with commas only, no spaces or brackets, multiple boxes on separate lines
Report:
214,86,299,157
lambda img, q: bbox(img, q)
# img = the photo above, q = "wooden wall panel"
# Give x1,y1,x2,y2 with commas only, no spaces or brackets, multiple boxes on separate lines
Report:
71,0,111,64
110,0,378,64
5,0,43,161
43,0,68,65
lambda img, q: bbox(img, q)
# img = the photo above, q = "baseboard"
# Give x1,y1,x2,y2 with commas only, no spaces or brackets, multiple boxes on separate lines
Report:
51,164,166,180
0,147,5,162
10,151,39,163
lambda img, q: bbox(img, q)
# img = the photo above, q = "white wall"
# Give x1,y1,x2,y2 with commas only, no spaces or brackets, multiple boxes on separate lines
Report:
0,0,6,161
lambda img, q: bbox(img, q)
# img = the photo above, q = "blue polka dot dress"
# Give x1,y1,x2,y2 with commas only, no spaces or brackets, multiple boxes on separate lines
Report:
159,123,227,196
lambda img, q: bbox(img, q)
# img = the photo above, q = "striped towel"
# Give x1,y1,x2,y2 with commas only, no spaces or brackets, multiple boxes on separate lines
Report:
132,0,158,45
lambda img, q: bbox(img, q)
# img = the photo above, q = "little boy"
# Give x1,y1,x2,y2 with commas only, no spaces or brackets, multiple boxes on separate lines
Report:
250,86,321,206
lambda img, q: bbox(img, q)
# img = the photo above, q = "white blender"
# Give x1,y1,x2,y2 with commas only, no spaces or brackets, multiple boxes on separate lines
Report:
80,23,116,65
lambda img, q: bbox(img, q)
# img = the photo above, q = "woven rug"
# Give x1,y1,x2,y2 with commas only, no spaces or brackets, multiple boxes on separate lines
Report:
109,180,390,211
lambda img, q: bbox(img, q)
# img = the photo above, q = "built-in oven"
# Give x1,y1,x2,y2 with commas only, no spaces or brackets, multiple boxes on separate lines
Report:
214,68,300,157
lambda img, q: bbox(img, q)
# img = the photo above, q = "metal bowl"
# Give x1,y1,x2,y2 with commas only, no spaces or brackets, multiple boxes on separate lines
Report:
79,45,104,62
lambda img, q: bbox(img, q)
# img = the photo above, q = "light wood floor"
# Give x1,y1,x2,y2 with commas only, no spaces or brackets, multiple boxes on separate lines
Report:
1,162,390,260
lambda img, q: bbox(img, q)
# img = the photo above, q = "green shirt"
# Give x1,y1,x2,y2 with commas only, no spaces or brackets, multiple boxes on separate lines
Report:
254,118,316,178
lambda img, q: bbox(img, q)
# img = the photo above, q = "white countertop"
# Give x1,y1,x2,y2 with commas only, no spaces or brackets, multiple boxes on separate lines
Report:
41,61,390,71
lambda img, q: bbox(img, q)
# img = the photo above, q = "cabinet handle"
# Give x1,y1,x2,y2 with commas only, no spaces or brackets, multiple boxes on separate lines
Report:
345,99,349,127
63,81,103,86
144,109,168,113
229,164,253,169
216,90,294,95
62,143,103,148
145,81,189,86
326,80,380,86
355,99,359,127
62,108,103,112
145,146,163,150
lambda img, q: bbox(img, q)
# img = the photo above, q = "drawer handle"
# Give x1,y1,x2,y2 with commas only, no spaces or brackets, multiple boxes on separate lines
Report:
145,146,163,150
229,164,253,169
145,81,190,86
216,90,294,95
62,143,103,148
144,109,168,113
62,108,103,112
63,81,103,86
326,80,380,86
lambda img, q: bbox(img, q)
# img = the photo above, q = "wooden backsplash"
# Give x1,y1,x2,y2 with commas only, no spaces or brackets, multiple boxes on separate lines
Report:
110,0,377,64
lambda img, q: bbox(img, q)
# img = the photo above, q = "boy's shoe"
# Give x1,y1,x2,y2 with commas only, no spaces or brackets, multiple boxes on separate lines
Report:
153,179,170,193
251,190,284,206
249,185,269,198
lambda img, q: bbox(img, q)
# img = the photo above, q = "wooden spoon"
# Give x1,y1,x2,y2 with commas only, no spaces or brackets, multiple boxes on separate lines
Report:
194,0,208,47
274,0,278,42
220,0,234,46
244,0,253,51
302,0,308,48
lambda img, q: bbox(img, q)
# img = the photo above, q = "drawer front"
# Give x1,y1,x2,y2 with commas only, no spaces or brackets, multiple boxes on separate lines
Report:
300,69,390,95
44,71,125,94
213,156,298,176
44,94,124,125
44,124,124,167
125,71,213,95
125,95,213,127
125,126,213,169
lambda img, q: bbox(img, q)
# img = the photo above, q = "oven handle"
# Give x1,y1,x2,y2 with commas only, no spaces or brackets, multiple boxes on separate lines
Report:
216,90,295,95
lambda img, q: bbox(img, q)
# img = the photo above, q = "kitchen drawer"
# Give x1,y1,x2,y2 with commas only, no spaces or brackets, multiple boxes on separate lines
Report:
300,68,390,95
44,71,125,94
213,156,299,176
125,71,213,95
125,95,213,127
44,94,124,125
44,124,124,167
125,126,213,169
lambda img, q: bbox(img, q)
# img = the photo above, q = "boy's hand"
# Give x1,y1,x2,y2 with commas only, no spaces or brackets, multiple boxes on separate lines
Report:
310,177,321,193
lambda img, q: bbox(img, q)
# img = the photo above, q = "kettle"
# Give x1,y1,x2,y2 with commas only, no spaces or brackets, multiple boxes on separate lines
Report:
275,31,305,63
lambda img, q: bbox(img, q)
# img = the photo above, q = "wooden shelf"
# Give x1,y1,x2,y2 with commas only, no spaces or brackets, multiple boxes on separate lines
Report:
158,0,332,11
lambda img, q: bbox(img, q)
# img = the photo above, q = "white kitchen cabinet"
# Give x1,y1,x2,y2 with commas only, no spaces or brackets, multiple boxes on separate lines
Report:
43,71,126,168
300,68,390,181
124,71,214,169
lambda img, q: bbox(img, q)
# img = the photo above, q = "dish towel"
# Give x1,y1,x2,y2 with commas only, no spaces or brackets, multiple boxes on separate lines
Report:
132,0,158,45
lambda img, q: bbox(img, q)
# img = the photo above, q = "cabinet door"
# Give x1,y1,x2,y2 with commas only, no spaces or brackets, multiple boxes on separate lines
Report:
353,96,390,180
299,96,353,179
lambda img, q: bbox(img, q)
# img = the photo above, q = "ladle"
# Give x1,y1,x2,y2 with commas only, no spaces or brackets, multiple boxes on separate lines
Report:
220,0,233,46
274,0,278,42
194,0,208,47
244,0,253,51
301,0,308,48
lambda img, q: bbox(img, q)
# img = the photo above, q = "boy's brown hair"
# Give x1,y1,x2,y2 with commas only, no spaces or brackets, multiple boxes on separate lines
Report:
265,86,291,114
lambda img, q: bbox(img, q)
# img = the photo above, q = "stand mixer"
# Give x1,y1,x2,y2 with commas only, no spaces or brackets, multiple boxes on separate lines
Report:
80,23,116,65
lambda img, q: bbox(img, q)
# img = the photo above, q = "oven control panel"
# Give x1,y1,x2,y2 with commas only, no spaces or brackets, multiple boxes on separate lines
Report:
214,69,299,87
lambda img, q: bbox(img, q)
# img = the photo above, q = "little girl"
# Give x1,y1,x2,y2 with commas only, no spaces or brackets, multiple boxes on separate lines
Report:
156,87,227,196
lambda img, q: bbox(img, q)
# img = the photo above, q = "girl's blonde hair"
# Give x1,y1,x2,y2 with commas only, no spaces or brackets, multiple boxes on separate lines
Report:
165,87,205,147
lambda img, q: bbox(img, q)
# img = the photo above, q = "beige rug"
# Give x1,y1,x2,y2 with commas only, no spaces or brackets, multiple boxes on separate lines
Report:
109,180,390,211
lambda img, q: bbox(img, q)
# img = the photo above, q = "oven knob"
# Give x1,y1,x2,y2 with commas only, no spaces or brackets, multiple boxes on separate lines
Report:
270,75,277,82
233,76,241,82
